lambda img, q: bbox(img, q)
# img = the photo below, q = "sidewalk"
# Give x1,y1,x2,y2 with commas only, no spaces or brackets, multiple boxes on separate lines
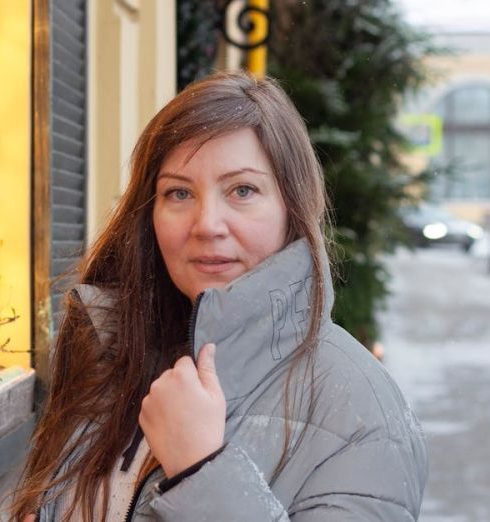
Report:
380,246,490,521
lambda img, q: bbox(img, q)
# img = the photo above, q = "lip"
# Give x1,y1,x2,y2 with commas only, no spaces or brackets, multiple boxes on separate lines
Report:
190,256,239,274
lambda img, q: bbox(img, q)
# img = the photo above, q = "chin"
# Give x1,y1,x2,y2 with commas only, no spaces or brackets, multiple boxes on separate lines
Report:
188,280,229,301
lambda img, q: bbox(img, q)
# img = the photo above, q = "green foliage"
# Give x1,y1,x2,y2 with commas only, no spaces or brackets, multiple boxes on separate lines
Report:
177,0,221,91
269,0,439,348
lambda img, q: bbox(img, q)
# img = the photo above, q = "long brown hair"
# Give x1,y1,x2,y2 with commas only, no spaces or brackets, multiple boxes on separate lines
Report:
11,71,333,521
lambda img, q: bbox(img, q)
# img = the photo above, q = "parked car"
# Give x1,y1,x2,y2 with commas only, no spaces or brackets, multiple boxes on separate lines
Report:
469,231,490,273
400,203,484,252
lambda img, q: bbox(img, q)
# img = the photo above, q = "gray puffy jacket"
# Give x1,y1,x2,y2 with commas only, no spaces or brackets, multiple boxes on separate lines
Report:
39,239,428,521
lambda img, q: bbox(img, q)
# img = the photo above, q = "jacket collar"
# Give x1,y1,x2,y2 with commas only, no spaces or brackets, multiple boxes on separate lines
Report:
76,239,334,404
192,238,334,403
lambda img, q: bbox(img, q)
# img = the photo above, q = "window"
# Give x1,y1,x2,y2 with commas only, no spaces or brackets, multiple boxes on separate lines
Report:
431,84,490,200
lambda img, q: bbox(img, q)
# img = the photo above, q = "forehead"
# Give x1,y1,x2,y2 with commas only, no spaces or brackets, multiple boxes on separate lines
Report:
159,127,272,175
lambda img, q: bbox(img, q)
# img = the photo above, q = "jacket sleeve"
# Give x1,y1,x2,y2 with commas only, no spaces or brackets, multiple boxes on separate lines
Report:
149,436,425,522
287,434,425,521
149,443,289,522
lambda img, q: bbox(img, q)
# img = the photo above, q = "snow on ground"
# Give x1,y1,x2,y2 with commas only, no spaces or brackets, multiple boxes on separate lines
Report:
379,246,490,522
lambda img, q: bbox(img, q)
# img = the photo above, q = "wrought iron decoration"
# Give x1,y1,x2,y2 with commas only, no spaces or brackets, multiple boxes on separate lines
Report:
218,0,271,50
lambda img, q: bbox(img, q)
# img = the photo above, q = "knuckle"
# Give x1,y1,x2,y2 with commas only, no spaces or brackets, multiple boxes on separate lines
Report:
140,394,149,409
149,378,162,394
138,405,146,424
175,355,192,368
174,356,193,376
150,369,170,390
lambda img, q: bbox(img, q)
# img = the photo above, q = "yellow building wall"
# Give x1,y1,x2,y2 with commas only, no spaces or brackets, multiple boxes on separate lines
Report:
87,0,176,243
426,53,490,80
0,0,31,369
402,51,490,224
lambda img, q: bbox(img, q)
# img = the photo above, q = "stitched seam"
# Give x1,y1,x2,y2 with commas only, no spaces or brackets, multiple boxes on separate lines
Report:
230,413,351,444
291,492,414,519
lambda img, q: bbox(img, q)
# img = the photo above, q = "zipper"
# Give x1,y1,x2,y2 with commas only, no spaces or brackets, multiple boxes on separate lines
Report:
188,291,204,358
123,468,157,522
123,292,204,521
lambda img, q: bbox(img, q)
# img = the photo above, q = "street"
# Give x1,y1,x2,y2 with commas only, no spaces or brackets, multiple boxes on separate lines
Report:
379,246,490,522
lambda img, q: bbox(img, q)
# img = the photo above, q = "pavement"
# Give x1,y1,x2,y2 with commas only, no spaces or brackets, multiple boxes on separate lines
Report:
379,246,490,522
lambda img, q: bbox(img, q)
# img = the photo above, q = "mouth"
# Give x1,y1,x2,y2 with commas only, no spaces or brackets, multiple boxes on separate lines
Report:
190,256,239,274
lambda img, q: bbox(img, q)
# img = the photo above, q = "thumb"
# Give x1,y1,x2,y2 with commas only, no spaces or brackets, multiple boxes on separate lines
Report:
197,343,220,390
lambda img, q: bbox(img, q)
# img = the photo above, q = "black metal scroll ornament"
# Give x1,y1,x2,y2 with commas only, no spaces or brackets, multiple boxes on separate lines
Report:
218,0,271,50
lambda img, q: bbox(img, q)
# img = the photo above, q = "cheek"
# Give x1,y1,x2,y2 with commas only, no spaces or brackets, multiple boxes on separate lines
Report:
239,206,288,260
153,212,182,262
265,198,288,241
153,219,186,288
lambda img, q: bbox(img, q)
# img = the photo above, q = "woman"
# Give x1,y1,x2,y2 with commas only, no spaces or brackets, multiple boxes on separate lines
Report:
12,71,428,521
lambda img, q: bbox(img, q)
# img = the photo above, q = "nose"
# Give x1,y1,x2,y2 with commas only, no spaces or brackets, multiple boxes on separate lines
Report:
191,198,229,239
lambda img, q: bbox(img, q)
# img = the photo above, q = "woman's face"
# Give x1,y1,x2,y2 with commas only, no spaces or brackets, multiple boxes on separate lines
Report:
153,127,288,302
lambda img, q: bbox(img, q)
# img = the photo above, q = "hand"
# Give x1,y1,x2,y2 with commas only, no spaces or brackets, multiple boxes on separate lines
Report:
139,343,226,478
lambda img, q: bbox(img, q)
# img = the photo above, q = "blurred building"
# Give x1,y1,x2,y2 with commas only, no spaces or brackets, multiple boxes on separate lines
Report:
398,0,490,224
0,0,268,487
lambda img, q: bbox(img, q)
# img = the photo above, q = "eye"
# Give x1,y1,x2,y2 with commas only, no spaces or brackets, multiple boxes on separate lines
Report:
165,188,191,201
233,185,257,199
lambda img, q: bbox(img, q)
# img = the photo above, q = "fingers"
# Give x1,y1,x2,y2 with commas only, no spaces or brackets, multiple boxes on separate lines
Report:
148,347,221,394
197,343,220,391
138,343,225,477
173,355,195,372
147,358,195,398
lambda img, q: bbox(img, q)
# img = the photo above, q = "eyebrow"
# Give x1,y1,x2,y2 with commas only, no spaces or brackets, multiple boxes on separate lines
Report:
157,167,270,182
